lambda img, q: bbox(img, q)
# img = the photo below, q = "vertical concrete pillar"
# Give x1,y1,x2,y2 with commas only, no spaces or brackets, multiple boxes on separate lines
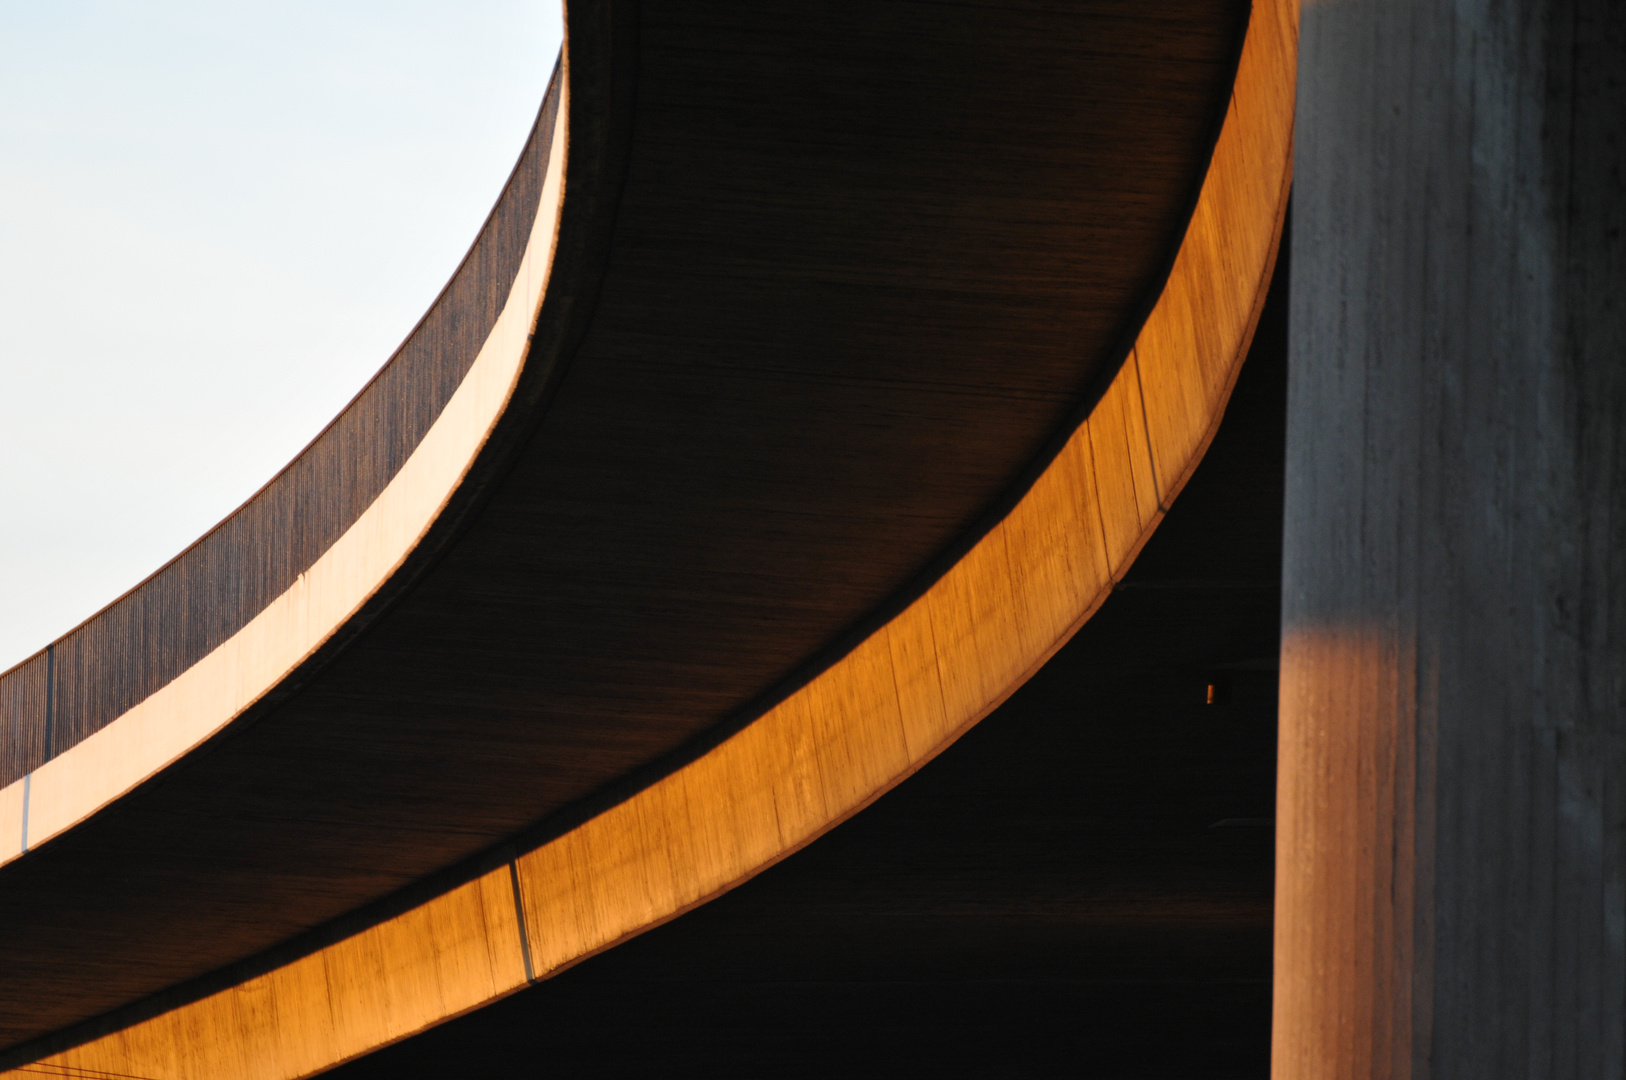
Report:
1276,1,1626,1077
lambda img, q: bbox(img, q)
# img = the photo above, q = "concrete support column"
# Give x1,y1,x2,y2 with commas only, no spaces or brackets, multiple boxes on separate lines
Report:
1276,1,1626,1077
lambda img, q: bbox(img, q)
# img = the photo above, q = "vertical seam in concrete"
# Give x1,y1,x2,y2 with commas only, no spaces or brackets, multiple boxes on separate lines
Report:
43,644,55,762
881,626,914,761
507,860,536,983
1082,423,1117,582
1131,347,1166,507
20,774,29,854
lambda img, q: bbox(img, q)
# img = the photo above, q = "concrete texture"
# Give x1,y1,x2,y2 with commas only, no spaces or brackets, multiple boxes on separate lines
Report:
1278,1,1626,1076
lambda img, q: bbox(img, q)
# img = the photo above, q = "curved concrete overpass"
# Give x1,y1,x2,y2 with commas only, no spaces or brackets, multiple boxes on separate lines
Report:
0,1,1292,1075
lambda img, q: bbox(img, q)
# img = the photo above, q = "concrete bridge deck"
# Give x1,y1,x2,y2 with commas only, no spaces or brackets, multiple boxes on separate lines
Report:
0,1,1292,1074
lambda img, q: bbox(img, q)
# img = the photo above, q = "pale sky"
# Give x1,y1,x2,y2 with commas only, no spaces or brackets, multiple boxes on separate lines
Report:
0,1,564,671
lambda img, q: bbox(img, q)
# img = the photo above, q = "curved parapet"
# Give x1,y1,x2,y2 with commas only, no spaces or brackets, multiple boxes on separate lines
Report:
0,75,566,846
0,82,569,872
0,0,1293,1075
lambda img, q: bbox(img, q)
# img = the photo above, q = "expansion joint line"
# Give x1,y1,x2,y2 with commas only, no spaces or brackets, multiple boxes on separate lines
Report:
507,859,537,983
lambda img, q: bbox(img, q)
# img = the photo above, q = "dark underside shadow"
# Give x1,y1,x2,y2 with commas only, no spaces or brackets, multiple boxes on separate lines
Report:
325,251,1288,1080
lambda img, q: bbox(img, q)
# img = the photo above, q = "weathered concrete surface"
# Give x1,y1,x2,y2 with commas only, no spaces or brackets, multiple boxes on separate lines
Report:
1277,1,1626,1077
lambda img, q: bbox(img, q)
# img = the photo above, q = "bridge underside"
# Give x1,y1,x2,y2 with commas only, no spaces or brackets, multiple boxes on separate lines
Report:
0,1,1294,1075
325,267,1288,1078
